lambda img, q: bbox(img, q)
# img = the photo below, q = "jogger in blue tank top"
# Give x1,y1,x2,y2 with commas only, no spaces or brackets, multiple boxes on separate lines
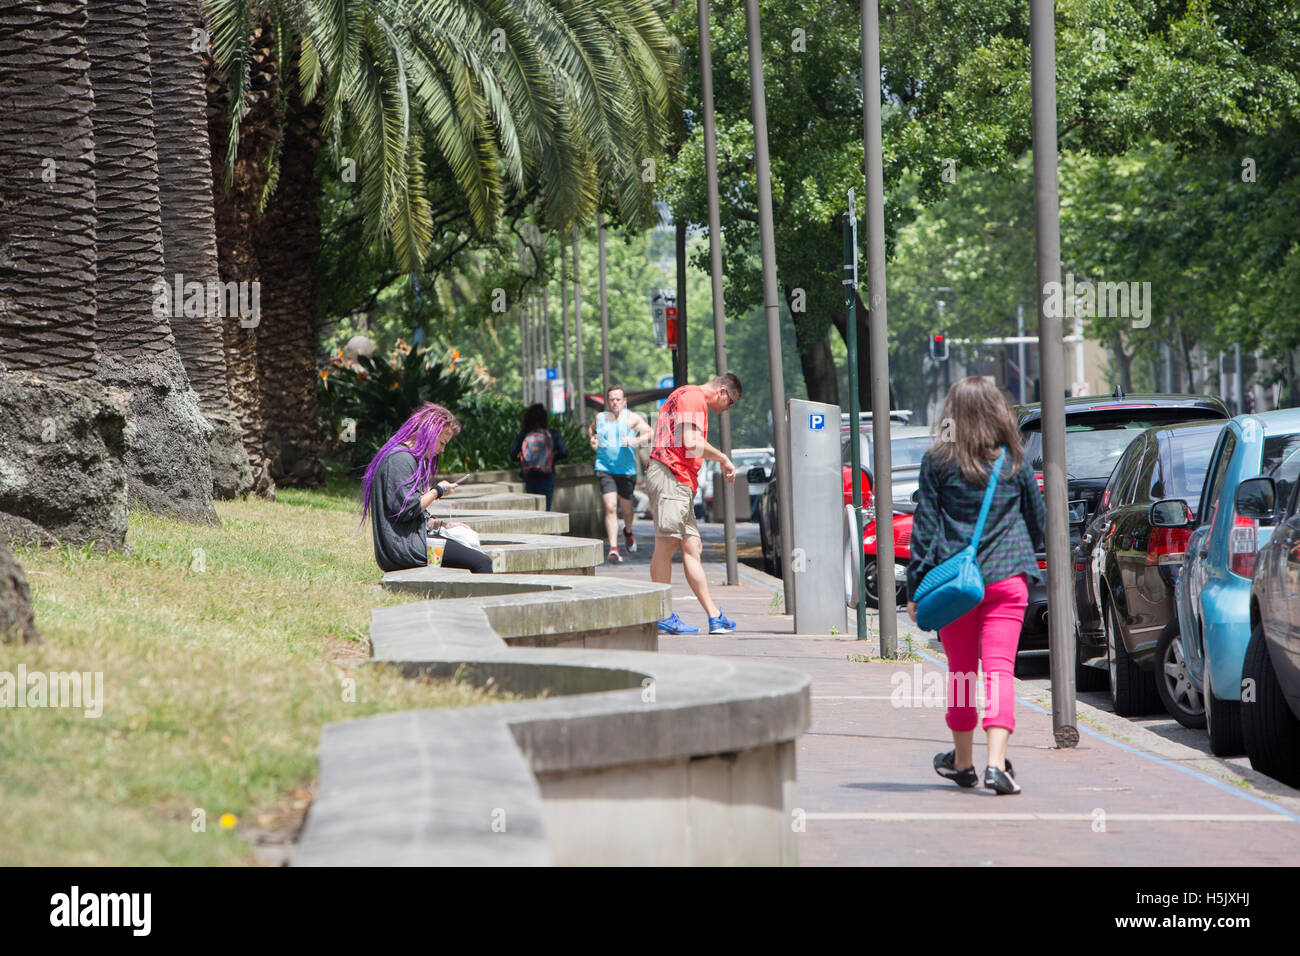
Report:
589,384,651,563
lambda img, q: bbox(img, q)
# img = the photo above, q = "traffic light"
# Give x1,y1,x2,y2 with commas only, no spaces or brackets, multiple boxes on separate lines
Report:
929,333,949,361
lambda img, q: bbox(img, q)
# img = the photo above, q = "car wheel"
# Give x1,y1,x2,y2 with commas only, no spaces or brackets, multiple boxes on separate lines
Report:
1075,637,1108,692
1204,653,1245,757
1242,622,1300,786
1154,621,1206,729
1105,598,1161,717
862,558,907,611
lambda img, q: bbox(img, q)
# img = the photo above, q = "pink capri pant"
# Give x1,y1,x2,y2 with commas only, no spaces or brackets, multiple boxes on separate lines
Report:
937,574,1028,733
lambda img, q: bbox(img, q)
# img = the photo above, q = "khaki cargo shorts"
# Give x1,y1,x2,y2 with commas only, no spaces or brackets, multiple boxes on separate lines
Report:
646,459,700,539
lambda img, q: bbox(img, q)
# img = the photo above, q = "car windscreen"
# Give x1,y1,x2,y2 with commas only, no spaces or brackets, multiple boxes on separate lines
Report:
1022,422,1153,480
841,434,930,467
1163,428,1221,500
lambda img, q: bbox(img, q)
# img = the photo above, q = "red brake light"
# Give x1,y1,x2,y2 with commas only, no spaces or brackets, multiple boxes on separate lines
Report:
1034,471,1044,492
1036,558,1048,570
1147,527,1192,566
1087,403,1158,410
1229,514,1257,578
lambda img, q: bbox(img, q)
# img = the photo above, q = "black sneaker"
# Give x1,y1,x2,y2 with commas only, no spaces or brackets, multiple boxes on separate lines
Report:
934,751,978,788
983,763,1022,795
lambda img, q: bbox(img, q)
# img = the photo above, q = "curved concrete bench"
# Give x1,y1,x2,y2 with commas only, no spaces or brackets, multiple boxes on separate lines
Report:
293,469,811,865
381,569,668,650
475,533,603,575
294,593,811,866
427,507,567,535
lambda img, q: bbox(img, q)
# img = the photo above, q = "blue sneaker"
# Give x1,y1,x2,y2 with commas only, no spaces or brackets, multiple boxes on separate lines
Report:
708,611,738,635
658,613,699,635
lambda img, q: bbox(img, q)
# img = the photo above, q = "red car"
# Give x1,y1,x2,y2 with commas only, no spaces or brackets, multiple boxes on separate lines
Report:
757,460,912,610
842,466,913,609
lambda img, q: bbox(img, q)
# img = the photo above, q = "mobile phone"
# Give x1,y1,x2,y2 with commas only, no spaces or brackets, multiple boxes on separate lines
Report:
452,473,470,484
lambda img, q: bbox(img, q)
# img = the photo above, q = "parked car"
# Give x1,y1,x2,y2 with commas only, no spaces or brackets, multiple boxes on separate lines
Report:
841,425,932,513
754,442,914,609
1162,409,1300,755
699,447,773,522
1074,421,1223,717
1237,446,1300,785
1015,392,1229,656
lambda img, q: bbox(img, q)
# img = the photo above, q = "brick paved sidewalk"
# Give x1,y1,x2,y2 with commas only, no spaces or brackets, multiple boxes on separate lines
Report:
597,520,1300,866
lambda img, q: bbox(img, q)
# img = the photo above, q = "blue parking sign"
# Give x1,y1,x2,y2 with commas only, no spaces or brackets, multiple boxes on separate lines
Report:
809,413,825,431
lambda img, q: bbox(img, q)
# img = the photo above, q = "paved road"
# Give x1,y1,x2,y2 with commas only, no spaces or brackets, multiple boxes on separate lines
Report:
598,516,1300,865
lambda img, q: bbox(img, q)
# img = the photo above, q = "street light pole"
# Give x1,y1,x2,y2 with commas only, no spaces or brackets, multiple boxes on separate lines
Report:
598,212,612,397
572,225,587,424
859,0,897,657
1030,0,1078,748
743,0,795,614
561,250,572,414
698,0,738,585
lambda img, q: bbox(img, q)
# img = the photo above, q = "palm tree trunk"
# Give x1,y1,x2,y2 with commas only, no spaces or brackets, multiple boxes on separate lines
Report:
0,0,99,379
253,90,325,488
85,0,217,523
149,0,251,499
204,29,277,498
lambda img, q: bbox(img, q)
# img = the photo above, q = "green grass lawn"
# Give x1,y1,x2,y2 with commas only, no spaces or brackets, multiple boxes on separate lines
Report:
0,475,495,865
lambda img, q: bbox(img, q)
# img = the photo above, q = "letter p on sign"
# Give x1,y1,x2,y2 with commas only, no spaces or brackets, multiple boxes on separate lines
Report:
809,413,825,431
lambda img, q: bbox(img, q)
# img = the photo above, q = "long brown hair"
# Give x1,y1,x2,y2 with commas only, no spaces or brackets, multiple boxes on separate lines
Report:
929,376,1023,483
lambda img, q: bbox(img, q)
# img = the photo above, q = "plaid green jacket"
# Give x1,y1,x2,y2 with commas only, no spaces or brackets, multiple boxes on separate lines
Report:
905,450,1048,596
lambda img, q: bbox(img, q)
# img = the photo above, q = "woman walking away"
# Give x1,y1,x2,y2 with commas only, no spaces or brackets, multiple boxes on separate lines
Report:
361,402,493,574
511,403,569,509
907,377,1046,794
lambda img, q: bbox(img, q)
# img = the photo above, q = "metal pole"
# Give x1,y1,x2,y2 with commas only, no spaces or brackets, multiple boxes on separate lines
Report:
1030,0,1077,747
675,219,689,389
1234,344,1243,413
860,0,896,657
1017,304,1027,403
561,252,572,414
698,0,738,585
572,225,587,424
598,213,612,396
743,0,795,613
844,202,867,643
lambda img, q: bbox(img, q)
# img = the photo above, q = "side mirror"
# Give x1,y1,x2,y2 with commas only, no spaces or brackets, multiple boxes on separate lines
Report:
1068,500,1088,525
1235,477,1276,521
1150,498,1193,528
911,488,920,504
747,466,768,484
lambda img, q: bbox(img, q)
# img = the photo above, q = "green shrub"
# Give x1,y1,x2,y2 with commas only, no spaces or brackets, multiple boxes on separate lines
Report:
318,344,593,475
318,342,471,470
439,393,595,474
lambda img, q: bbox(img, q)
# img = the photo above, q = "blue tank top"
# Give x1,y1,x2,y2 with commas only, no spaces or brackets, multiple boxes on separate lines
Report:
594,410,637,475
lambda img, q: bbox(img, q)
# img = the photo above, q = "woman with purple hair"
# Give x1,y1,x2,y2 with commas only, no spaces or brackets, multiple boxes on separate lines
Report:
361,402,493,574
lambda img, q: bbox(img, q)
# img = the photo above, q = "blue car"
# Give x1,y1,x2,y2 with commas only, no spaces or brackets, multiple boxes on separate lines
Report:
1158,409,1300,756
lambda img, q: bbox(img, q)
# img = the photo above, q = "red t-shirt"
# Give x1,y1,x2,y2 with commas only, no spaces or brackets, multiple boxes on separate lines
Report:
651,385,709,491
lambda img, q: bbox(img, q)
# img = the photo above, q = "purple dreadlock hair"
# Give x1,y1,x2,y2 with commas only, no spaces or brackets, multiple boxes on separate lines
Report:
360,402,462,522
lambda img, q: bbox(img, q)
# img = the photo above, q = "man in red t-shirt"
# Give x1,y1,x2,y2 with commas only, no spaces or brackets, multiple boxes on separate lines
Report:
647,372,742,635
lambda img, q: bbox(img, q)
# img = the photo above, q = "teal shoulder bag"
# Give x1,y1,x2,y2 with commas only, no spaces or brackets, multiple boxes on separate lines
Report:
912,447,1006,632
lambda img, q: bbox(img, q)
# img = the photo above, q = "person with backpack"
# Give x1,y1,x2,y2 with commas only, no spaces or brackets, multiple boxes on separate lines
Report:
589,384,652,563
510,403,569,510
906,377,1046,795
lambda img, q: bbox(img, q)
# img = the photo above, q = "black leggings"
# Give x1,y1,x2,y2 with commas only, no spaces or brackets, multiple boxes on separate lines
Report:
431,534,494,574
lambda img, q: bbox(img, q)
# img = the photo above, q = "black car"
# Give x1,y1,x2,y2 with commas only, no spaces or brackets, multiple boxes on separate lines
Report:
1014,392,1229,657
1075,420,1224,717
